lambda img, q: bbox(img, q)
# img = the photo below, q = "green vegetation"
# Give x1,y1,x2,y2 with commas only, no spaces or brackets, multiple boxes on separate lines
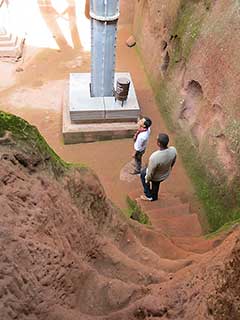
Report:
153,80,240,232
175,134,240,232
135,0,240,233
204,0,212,10
125,196,151,225
206,217,240,239
0,111,70,176
155,81,179,131
169,0,206,69
153,78,240,232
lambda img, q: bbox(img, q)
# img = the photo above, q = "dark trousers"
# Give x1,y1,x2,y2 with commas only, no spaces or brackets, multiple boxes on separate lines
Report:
134,150,145,173
140,168,161,201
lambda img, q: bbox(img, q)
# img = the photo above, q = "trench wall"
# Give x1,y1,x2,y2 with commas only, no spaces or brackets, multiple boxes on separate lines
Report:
132,0,240,231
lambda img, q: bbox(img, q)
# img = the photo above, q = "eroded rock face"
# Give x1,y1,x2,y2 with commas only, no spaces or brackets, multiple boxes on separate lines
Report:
0,120,189,319
207,238,240,320
133,0,181,80
0,114,240,319
0,141,148,319
180,0,240,182
133,0,240,212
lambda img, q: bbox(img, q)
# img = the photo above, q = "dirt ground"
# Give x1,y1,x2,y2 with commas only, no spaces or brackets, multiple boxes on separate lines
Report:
0,125,239,320
1,2,240,320
0,0,196,212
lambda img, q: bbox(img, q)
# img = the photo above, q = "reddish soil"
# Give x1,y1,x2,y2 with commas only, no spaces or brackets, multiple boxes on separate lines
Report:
0,0,196,212
1,120,240,320
1,2,240,320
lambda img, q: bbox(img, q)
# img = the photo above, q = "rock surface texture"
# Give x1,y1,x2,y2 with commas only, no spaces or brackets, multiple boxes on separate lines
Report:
0,1,240,319
133,0,240,227
0,117,240,320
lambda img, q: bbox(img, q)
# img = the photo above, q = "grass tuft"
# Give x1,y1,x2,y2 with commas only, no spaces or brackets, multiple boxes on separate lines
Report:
0,110,86,176
126,196,151,225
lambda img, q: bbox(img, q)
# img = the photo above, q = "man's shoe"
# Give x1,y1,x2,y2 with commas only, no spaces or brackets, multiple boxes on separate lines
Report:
140,195,153,201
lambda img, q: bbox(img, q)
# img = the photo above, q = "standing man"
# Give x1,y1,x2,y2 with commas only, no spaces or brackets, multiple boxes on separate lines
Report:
131,117,152,175
140,133,177,201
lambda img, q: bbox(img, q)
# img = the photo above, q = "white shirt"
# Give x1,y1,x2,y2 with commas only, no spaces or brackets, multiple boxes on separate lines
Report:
134,128,151,152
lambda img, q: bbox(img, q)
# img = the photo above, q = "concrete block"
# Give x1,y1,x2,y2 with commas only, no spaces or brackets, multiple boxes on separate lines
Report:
0,35,17,47
0,32,12,41
62,88,138,143
0,35,24,58
69,72,140,123
69,73,105,122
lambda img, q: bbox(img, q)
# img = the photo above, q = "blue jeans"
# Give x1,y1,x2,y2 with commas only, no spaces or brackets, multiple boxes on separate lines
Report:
140,168,161,201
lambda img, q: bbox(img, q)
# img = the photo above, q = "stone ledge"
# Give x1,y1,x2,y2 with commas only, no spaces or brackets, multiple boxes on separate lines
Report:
69,72,140,122
62,88,138,144
0,34,25,58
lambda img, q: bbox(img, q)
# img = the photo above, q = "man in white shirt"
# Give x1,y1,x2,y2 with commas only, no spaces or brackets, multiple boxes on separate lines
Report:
140,133,177,201
131,117,152,174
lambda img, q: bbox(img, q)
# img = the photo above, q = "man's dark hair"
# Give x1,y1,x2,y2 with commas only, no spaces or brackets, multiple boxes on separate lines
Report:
157,133,169,148
144,117,152,129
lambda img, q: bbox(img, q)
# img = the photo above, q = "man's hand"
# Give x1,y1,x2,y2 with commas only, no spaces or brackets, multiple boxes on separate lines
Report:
132,151,136,158
145,176,149,184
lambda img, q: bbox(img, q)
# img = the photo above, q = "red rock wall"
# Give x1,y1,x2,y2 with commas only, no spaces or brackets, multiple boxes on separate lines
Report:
81,0,240,220
181,0,240,182
133,0,181,82
132,0,240,207
119,0,135,24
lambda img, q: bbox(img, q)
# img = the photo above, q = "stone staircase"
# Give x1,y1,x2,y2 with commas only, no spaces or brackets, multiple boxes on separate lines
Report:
0,27,24,58
128,188,217,255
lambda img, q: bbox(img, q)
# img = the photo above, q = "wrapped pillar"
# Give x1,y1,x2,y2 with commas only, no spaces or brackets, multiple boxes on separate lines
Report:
90,0,119,97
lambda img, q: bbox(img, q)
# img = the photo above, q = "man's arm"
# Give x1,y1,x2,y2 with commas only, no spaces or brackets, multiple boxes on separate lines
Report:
171,155,177,168
145,154,157,182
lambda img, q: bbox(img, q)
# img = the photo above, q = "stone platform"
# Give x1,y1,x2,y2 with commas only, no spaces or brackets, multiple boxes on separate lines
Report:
62,72,140,144
0,29,24,58
69,72,140,122
62,98,138,143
